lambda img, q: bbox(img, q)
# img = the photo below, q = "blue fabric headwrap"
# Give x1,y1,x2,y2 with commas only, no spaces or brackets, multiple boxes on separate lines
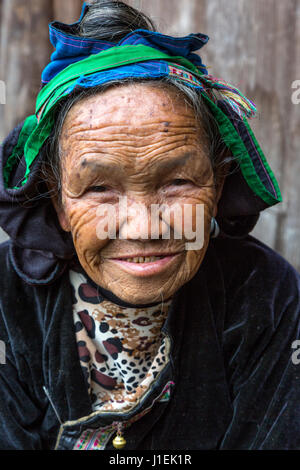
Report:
42,2,209,85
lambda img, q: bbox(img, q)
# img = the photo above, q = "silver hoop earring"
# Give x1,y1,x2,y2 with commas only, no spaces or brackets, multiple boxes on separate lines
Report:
210,217,220,238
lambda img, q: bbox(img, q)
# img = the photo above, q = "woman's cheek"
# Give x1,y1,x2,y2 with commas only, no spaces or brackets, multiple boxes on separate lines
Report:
164,189,215,241
66,199,113,252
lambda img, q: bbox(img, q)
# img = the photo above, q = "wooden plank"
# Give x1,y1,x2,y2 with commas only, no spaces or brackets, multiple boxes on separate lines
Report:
53,0,83,24
0,0,53,141
126,0,206,34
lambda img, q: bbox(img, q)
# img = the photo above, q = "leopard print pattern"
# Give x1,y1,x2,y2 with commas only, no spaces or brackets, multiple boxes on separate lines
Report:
70,269,172,412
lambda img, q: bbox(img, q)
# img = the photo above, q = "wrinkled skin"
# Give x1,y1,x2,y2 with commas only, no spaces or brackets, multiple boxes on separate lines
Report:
53,84,227,304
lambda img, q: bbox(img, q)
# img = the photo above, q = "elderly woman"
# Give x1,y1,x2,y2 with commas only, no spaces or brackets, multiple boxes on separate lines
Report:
0,1,299,451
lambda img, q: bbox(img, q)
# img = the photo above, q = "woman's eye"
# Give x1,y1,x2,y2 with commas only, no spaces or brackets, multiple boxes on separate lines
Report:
89,185,108,193
171,179,191,186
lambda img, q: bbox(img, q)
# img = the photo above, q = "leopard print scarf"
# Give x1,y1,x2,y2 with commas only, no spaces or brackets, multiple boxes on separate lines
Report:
70,269,172,412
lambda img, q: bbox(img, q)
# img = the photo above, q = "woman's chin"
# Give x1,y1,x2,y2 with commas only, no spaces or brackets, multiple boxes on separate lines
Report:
81,252,203,305
107,287,172,306
93,272,179,305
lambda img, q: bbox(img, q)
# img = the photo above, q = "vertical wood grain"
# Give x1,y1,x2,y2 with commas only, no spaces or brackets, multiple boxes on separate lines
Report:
53,0,83,23
0,0,53,140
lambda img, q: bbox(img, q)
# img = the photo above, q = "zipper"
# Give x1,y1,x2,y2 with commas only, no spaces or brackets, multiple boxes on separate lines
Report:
43,385,63,425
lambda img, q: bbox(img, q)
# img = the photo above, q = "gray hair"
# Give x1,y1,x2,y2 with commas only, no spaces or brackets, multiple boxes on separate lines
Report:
79,0,156,40
42,0,235,198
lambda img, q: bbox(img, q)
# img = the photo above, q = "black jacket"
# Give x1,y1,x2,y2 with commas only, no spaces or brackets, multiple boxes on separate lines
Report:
0,234,300,450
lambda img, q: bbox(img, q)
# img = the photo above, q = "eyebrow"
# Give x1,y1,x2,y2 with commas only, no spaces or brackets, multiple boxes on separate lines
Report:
153,152,195,171
80,159,126,176
80,152,195,175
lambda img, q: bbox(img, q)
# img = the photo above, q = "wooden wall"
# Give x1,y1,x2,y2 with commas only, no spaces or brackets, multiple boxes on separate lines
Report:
0,0,82,134
0,0,299,271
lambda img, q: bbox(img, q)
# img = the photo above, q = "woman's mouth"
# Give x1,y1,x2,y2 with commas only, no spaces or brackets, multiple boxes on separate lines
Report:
120,255,165,263
108,253,183,276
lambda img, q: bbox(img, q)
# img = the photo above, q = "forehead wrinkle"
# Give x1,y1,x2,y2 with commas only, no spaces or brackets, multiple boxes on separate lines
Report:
63,121,198,142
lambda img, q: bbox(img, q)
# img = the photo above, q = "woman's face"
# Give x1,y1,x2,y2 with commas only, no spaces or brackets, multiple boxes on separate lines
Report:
55,84,224,304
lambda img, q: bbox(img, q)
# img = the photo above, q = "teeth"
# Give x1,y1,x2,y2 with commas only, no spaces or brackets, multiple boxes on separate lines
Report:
123,256,164,263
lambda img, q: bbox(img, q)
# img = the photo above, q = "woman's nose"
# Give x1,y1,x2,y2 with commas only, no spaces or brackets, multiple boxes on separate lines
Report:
118,199,171,241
